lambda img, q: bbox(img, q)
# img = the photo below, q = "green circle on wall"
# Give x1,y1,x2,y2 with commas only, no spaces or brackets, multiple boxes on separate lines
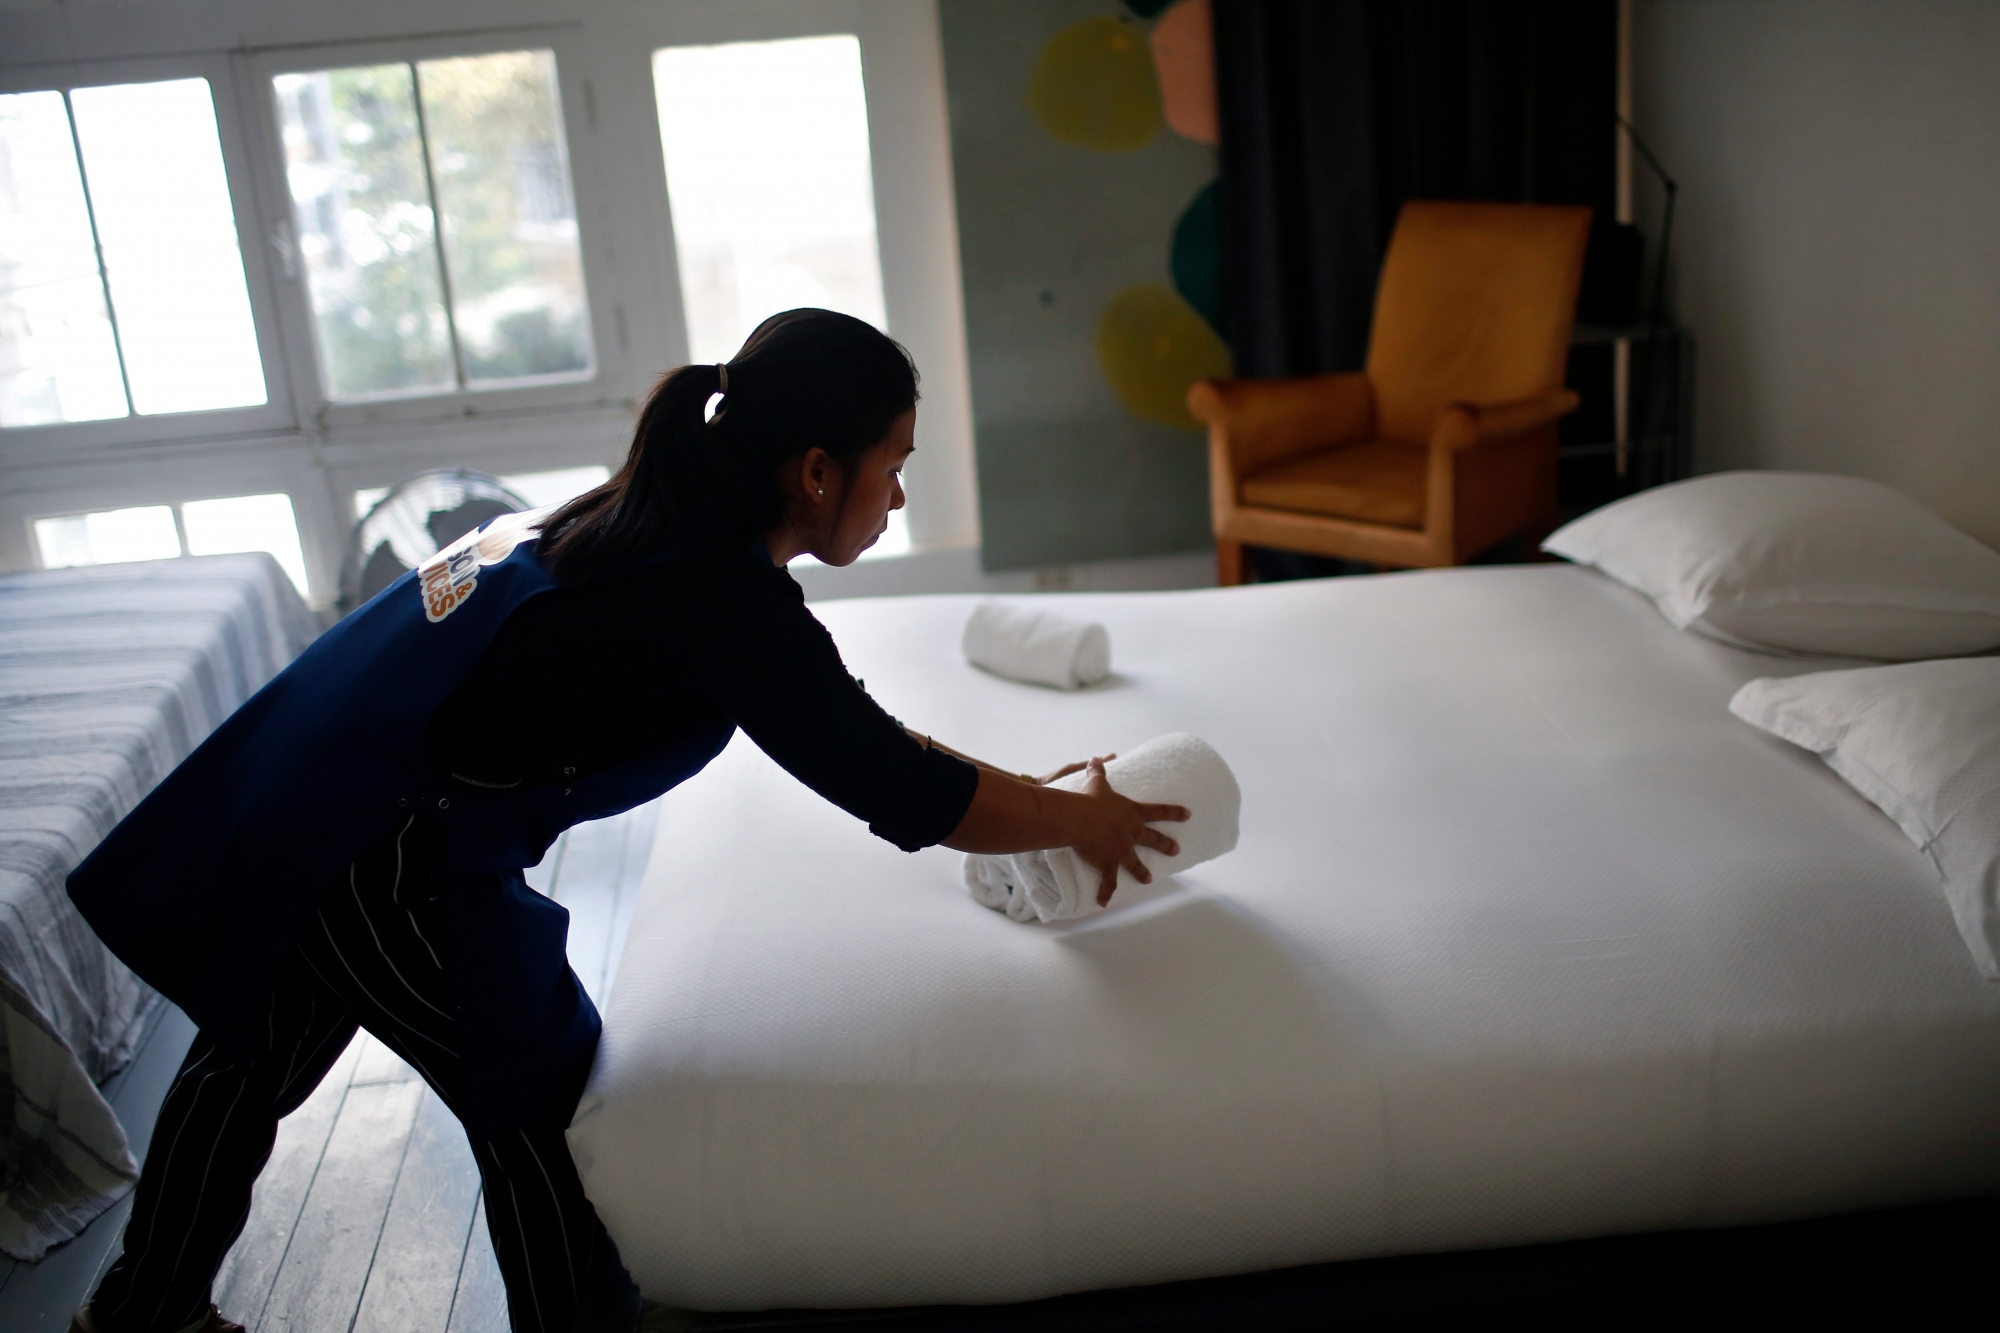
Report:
1171,181,1225,338
1026,16,1161,153
1096,282,1233,430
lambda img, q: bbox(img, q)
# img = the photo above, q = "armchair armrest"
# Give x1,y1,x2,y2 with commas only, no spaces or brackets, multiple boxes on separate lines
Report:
1430,388,1580,452
1188,372,1376,478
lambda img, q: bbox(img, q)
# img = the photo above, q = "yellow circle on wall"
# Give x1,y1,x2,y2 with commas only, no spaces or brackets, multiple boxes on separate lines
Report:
1096,283,1232,429
1026,16,1161,153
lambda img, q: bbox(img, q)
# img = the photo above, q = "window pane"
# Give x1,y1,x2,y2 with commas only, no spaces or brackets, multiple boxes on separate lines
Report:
69,79,266,416
418,51,592,384
275,65,453,398
860,506,910,560
34,505,181,568
0,91,128,426
654,36,889,365
183,492,309,595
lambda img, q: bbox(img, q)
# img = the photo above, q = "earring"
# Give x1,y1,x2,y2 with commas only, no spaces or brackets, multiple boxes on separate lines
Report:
817,488,825,498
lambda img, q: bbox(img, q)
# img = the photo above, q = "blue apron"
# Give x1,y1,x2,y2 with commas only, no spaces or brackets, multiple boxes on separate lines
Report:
68,514,734,1132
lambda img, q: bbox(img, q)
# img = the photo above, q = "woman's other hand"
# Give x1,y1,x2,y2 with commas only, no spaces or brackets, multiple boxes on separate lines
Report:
1068,758,1189,907
944,761,1190,908
1036,753,1115,786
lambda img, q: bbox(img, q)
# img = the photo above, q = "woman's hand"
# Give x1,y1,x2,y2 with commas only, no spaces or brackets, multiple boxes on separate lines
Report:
1067,758,1190,907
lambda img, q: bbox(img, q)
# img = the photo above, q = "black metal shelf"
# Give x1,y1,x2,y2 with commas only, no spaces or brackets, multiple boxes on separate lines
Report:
1570,320,1681,347
1559,323,1691,516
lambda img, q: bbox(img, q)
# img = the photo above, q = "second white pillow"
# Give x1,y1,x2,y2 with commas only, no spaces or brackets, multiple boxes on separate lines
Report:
1730,658,2000,979
1544,471,2000,659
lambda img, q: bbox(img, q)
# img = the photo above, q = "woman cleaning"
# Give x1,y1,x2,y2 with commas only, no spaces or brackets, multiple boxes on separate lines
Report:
66,309,1188,1333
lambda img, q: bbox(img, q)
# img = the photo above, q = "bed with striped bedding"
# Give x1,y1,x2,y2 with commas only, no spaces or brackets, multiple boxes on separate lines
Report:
0,555,315,1261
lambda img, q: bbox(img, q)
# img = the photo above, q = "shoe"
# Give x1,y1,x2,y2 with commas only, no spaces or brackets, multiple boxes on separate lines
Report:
70,1304,247,1333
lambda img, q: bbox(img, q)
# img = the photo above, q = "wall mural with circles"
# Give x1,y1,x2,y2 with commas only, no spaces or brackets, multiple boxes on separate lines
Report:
940,0,1226,571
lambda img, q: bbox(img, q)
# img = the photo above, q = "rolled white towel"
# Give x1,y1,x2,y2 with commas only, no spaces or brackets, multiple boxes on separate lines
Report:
964,733,1240,923
961,600,1111,690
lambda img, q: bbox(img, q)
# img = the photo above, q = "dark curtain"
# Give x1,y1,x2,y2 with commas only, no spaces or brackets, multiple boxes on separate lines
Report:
1214,0,1616,378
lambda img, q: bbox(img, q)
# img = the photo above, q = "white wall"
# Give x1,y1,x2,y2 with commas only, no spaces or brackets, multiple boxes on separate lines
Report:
1634,0,2000,547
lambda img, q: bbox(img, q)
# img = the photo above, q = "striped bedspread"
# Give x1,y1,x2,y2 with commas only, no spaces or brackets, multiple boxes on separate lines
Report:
0,555,316,1261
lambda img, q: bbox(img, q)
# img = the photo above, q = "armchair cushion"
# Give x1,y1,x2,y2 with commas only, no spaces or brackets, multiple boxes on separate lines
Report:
1239,439,1428,529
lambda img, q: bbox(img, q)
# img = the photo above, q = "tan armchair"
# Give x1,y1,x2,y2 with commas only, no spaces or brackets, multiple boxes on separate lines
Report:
1190,201,1592,584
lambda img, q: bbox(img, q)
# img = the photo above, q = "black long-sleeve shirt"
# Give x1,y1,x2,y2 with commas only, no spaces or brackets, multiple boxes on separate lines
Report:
427,551,978,852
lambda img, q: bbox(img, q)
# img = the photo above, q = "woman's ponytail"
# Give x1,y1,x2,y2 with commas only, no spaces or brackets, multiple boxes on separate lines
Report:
540,308,915,583
537,361,725,582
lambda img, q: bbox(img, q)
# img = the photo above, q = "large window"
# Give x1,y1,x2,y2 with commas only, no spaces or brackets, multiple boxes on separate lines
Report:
654,34,906,556
0,79,265,427
273,49,593,400
5,5,976,602
654,35,887,366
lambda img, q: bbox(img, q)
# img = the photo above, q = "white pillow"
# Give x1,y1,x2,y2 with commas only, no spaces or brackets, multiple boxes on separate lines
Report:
1543,472,2000,659
1730,658,2000,979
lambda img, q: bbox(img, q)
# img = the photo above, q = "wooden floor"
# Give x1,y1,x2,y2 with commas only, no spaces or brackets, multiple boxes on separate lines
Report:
0,800,661,1333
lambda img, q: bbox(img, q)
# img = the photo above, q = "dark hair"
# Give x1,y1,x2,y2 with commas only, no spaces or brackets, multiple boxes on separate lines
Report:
539,308,918,582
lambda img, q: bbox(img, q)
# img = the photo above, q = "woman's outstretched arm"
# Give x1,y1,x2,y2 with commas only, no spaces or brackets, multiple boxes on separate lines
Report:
688,561,1183,898
942,759,1189,908
902,727,1099,787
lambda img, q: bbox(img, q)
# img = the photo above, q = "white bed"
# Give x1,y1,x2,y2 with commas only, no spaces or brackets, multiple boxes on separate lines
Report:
568,564,2000,1311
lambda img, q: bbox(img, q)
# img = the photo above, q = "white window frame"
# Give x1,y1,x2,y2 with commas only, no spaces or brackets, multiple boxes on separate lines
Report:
0,53,298,461
244,26,631,432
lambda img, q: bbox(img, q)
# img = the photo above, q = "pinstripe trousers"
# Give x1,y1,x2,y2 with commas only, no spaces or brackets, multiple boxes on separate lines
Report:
88,816,633,1333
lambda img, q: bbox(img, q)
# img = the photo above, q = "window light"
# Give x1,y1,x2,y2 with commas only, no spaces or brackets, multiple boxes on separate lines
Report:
653,35,889,365
34,506,182,568
34,495,309,596
182,493,310,595
864,507,911,560
790,508,910,568
69,81,267,416
272,50,593,401
0,80,265,427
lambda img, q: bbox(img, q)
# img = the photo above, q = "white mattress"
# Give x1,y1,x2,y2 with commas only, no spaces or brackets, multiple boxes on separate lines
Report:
569,566,2000,1310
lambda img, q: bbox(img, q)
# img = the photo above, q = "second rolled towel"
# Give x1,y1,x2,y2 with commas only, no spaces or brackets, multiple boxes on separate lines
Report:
964,733,1241,923
962,600,1111,689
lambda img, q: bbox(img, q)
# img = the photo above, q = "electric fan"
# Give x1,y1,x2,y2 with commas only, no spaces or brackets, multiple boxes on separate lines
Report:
338,468,530,613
